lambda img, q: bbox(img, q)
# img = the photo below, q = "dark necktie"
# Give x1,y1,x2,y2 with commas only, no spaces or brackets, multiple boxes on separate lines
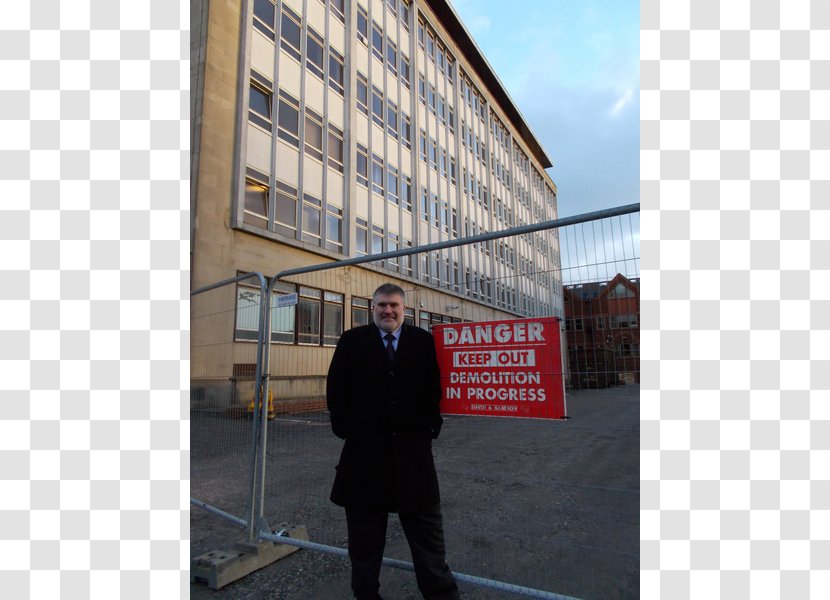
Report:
384,333,396,363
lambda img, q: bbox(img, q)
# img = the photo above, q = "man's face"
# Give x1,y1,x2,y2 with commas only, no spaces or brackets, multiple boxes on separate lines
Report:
372,293,404,333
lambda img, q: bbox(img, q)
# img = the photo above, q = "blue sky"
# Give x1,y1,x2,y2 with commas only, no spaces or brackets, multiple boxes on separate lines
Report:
449,0,640,219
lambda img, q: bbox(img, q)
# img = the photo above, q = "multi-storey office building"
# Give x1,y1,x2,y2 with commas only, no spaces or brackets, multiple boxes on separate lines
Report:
191,0,563,401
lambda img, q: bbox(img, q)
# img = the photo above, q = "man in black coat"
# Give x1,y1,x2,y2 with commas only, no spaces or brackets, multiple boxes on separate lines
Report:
327,283,460,600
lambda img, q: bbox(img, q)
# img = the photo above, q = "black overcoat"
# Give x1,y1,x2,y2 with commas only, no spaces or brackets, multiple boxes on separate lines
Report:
327,322,444,513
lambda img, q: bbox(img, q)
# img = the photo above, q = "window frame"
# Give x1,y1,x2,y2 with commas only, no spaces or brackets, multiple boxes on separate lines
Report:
327,123,344,172
306,26,325,80
328,48,345,95
356,143,369,187
253,0,276,39
357,6,369,45
276,89,300,146
304,108,324,161
248,80,272,131
280,7,302,62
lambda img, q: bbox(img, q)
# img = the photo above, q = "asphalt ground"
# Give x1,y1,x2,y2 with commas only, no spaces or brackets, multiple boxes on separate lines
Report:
190,384,639,600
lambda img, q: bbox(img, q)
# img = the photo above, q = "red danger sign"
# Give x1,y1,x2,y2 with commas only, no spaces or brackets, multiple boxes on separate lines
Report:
433,317,566,419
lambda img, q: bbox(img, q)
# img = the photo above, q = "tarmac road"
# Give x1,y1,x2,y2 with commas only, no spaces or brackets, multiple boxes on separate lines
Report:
190,384,639,599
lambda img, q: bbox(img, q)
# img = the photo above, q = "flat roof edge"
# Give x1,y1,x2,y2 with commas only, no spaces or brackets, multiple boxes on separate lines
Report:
426,0,555,170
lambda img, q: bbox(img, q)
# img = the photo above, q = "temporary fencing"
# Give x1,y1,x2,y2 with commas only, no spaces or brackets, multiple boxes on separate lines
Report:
190,203,639,599
190,272,268,543
559,211,640,389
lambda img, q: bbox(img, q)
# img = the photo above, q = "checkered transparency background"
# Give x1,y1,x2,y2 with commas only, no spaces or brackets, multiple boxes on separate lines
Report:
641,0,830,598
1,0,829,598
0,1,189,599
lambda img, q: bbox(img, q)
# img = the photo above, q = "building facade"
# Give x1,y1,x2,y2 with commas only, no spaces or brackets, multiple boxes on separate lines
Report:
563,274,640,388
191,0,563,400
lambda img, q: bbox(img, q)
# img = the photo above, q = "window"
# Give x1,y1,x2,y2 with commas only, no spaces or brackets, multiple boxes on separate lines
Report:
355,218,368,254
417,21,425,48
401,175,412,212
298,286,321,344
331,0,345,23
371,224,384,255
617,343,639,358
430,193,439,227
386,165,398,205
323,292,344,345
420,187,428,222
439,148,447,178
400,55,410,88
304,109,324,161
437,94,445,123
254,0,276,38
270,281,296,343
437,46,445,72
352,297,370,327
356,143,369,187
356,72,369,115
386,100,398,139
597,316,605,330
401,113,411,150
399,0,410,29
274,180,297,232
371,86,384,127
371,154,384,195
325,206,342,253
609,283,636,299
565,318,584,331
610,314,638,329
371,24,383,61
388,232,399,268
357,6,368,44
426,32,434,60
328,124,344,172
448,107,454,133
418,75,426,104
277,90,300,146
401,239,413,275
428,139,437,170
419,130,427,161
450,157,456,184
419,310,430,330
248,82,272,130
403,307,414,325
329,49,344,95
301,194,322,245
386,38,398,76
428,85,436,113
244,178,268,228
235,280,262,341
306,28,325,79
280,7,302,61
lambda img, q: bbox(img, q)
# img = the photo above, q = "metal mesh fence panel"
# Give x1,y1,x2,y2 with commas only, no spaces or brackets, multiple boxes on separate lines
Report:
191,273,267,550
560,212,640,390
252,210,638,599
190,207,639,599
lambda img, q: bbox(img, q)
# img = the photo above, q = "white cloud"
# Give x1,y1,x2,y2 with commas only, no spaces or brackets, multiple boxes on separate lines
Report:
449,0,491,37
467,13,492,37
608,88,634,118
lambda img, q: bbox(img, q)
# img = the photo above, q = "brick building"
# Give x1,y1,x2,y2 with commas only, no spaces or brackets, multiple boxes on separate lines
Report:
562,274,639,388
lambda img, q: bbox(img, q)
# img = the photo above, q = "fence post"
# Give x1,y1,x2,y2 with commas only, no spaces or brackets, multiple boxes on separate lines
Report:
246,274,268,542
255,276,276,533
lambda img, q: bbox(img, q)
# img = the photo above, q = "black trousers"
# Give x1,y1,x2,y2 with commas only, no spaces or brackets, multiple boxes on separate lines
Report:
345,504,460,600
